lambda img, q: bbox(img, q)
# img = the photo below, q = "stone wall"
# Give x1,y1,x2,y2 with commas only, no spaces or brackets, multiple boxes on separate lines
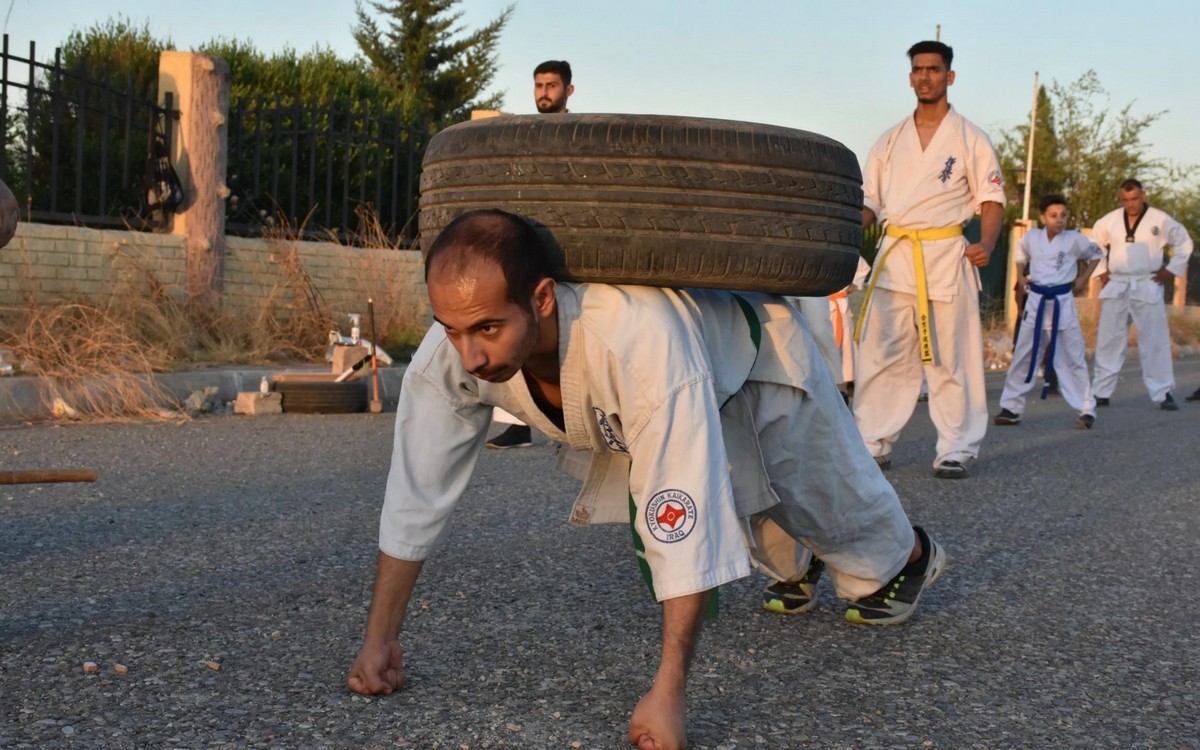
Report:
1,223,430,335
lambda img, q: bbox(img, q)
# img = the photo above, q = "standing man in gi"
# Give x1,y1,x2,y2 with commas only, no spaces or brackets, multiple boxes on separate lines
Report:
1090,178,1194,410
854,41,1004,479
486,59,577,449
347,210,946,750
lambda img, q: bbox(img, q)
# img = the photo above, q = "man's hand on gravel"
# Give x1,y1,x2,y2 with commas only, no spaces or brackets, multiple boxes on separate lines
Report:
347,640,405,695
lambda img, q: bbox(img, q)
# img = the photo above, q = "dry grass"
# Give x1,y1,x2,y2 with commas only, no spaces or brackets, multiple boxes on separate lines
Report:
0,207,429,421
320,205,428,357
0,248,328,421
0,298,181,421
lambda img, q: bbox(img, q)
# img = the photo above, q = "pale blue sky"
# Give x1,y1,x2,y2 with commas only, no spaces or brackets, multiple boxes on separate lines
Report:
6,0,1199,187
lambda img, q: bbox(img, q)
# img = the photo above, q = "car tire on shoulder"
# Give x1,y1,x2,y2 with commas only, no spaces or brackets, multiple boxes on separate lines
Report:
419,114,863,296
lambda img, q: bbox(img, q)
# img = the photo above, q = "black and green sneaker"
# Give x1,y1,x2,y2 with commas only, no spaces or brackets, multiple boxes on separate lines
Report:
763,557,825,615
845,527,945,625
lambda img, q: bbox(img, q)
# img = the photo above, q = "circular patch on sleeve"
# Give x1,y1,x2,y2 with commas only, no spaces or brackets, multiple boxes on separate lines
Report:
645,489,697,544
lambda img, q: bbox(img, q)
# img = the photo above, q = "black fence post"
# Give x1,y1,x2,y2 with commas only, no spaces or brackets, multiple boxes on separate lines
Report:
74,52,86,217
405,126,416,246
270,93,281,219
1,35,9,180
307,100,318,229
98,62,111,214
389,114,400,241
23,40,35,209
288,94,298,225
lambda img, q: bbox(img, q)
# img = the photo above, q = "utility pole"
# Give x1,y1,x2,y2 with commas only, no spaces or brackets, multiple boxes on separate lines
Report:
1021,72,1039,222
935,24,941,41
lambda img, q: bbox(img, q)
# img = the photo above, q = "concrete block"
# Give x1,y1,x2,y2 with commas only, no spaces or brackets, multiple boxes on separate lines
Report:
36,225,70,239
56,266,89,281
234,391,282,415
66,226,102,242
331,345,370,377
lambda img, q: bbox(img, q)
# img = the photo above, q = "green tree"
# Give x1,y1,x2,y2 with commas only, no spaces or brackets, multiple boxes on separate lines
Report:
998,71,1165,228
7,17,431,237
195,39,416,236
1155,165,1200,247
199,39,395,107
996,85,1066,223
352,0,512,130
5,17,168,221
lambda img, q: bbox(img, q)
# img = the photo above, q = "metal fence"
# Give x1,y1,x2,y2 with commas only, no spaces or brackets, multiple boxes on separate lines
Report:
225,95,426,244
0,38,426,242
0,36,176,229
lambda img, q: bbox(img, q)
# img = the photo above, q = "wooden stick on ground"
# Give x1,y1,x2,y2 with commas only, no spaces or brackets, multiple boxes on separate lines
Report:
0,470,98,485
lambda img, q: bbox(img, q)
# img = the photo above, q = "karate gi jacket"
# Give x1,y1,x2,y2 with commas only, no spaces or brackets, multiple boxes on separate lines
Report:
862,106,1005,301
379,282,831,601
1092,205,1194,304
1015,228,1102,330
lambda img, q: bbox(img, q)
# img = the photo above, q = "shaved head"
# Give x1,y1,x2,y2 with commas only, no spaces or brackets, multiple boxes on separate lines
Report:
425,210,567,313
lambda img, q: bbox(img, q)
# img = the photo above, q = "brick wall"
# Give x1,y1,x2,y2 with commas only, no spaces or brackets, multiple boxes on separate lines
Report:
1,223,430,335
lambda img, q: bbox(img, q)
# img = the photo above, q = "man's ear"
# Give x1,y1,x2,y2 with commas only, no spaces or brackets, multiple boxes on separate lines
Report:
566,84,575,98
532,277,557,318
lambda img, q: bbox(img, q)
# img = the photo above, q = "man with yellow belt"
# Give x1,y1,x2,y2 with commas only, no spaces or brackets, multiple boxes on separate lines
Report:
854,40,1005,479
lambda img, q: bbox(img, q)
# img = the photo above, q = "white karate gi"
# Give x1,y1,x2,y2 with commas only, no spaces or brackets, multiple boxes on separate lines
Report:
786,296,842,386
1090,205,1194,403
829,257,871,385
380,283,914,602
999,229,1102,416
855,107,1005,467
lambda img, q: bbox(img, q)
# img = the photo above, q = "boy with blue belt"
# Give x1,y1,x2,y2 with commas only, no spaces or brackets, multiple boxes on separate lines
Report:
995,195,1102,429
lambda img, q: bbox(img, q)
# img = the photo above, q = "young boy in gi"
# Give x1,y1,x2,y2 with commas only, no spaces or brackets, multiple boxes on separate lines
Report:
995,195,1102,429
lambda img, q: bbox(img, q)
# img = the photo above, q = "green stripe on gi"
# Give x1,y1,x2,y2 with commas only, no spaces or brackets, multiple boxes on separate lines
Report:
625,293,762,621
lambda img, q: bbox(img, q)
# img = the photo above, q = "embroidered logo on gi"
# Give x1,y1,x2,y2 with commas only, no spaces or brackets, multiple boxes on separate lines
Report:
1054,251,1067,271
645,489,697,544
592,407,628,452
938,156,956,183
988,169,1004,188
1152,226,1160,236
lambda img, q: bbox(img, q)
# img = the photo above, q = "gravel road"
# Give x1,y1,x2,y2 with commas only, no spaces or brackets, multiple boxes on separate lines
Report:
3,360,1199,749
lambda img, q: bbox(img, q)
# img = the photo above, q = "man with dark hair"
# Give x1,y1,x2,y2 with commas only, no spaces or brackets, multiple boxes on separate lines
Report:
485,59,578,450
347,209,945,750
853,40,1005,479
1090,179,1193,409
994,195,1102,428
533,59,573,114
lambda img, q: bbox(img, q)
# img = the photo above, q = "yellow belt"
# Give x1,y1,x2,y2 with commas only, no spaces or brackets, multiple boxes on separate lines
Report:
853,224,964,365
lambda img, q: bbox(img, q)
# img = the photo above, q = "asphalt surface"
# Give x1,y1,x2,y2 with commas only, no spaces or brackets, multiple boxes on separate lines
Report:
2,359,1199,749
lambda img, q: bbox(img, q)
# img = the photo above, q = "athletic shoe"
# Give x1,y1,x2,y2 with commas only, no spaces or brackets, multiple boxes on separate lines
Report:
763,557,826,615
873,454,892,471
1159,393,1179,412
1186,386,1200,402
486,424,533,449
1076,414,1095,430
993,408,1022,425
1095,397,1110,407
845,527,946,626
933,460,967,479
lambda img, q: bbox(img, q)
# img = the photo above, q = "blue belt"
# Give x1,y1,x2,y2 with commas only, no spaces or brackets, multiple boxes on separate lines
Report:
1024,281,1074,399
